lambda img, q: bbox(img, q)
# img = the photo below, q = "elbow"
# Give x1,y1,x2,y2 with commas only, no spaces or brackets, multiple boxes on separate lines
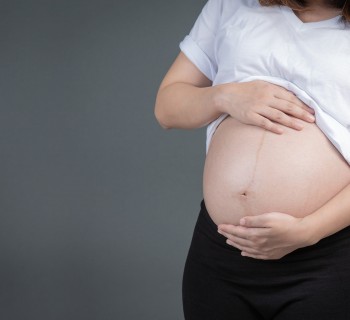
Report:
154,106,171,130
154,96,172,129
159,122,171,130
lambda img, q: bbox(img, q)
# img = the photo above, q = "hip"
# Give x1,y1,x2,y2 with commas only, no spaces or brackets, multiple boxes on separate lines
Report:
190,198,350,266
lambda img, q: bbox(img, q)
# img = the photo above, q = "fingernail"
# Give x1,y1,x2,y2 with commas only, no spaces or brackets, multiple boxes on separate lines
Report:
307,114,315,121
276,127,284,134
240,218,245,225
295,122,304,130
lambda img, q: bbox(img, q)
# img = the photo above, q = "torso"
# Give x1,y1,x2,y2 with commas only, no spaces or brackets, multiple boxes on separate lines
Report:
203,116,350,226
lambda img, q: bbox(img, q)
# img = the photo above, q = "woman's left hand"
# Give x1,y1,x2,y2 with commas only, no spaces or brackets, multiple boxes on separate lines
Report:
217,212,315,260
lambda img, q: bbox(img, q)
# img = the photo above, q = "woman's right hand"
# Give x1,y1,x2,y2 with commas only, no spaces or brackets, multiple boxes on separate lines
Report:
216,80,316,134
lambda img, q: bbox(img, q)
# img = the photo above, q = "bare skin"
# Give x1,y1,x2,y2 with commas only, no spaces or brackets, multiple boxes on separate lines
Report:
214,1,350,259
155,0,349,259
203,114,350,224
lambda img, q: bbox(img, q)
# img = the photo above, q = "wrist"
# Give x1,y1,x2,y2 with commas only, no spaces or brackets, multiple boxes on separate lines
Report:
210,84,227,114
299,215,322,247
212,82,240,114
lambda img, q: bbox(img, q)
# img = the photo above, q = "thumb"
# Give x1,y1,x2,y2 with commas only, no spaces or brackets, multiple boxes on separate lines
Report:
240,213,272,228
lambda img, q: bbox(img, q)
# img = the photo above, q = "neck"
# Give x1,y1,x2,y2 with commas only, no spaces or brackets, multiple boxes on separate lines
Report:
305,0,344,10
294,1,342,21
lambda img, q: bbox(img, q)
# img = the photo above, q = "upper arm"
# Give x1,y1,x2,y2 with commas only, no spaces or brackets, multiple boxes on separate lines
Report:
158,51,212,92
159,0,224,91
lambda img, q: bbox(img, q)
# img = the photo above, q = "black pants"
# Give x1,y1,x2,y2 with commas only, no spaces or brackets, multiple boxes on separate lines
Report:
182,199,350,320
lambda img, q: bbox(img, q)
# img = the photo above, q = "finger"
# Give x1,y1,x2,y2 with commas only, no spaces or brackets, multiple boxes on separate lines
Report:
258,108,305,131
218,225,253,240
225,234,256,247
274,88,315,114
241,252,269,260
219,225,271,242
240,215,272,228
273,99,316,123
247,112,284,134
226,240,261,255
218,229,249,241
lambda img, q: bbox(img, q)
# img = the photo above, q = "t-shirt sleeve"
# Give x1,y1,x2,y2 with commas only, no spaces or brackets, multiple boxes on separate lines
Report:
179,0,222,81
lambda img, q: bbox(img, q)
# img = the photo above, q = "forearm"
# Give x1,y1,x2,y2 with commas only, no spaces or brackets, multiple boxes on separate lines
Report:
154,82,225,130
304,182,350,245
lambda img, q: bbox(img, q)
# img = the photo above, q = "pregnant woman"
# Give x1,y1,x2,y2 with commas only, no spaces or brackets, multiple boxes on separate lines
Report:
155,0,350,319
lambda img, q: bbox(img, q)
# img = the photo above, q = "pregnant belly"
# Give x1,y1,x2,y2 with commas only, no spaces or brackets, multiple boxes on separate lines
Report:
203,116,350,226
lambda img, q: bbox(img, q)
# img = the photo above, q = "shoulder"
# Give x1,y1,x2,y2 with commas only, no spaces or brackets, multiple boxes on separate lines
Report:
203,0,260,12
212,0,261,27
219,0,261,18
221,0,261,9
199,0,263,31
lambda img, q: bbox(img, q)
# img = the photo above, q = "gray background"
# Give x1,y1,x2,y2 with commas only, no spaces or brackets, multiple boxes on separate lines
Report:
1,0,208,319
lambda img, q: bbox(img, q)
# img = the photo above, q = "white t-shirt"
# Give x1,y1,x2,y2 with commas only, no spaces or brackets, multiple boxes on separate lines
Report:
179,0,350,165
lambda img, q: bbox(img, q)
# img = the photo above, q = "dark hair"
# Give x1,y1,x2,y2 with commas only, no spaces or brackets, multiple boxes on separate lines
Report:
258,0,350,23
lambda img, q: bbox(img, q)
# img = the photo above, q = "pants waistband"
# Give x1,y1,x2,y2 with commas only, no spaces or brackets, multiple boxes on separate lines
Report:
199,198,350,262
